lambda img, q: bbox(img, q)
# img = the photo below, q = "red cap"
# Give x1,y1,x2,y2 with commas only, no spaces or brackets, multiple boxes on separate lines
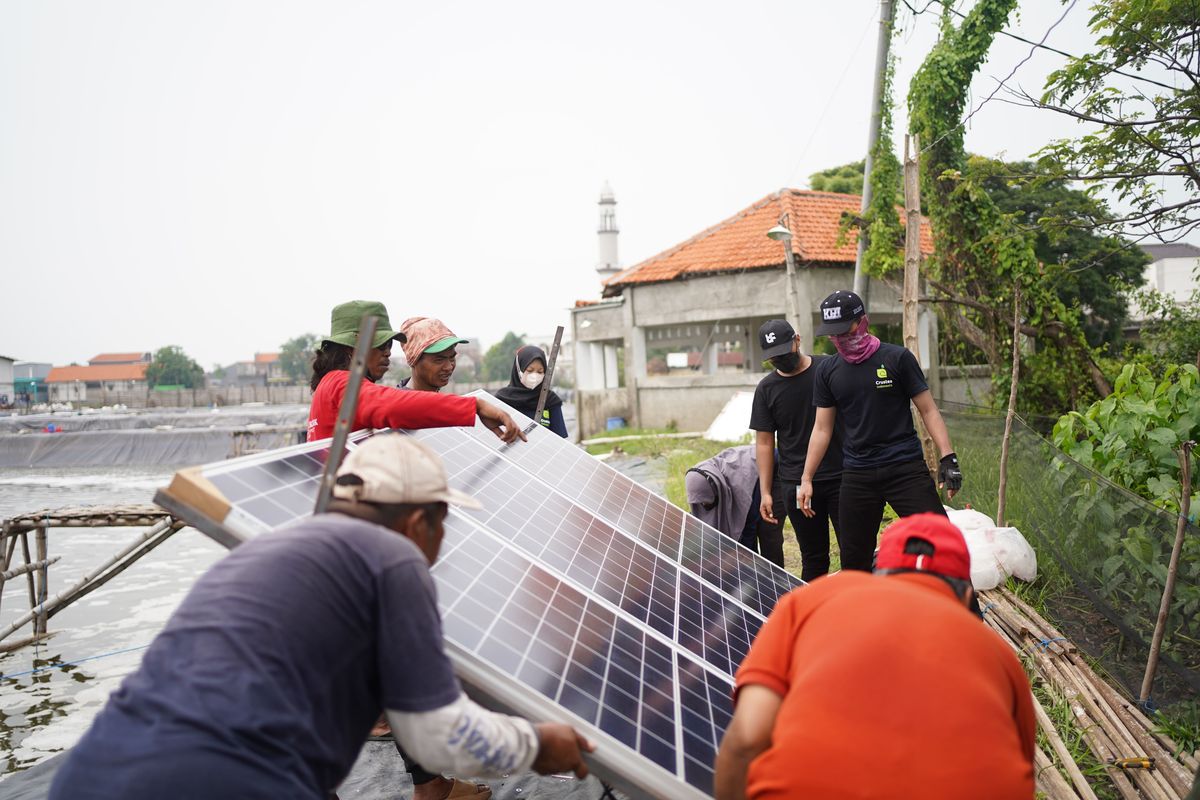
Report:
875,513,971,582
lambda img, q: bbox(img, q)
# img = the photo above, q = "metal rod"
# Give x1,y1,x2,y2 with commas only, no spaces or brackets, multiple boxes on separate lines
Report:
529,326,564,432
314,313,379,516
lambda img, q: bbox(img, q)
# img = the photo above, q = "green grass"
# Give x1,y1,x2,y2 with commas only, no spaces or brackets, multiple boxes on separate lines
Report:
1152,700,1200,757
1029,673,1120,800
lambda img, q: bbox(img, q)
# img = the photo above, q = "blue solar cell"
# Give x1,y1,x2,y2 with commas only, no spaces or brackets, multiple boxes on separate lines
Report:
181,399,797,797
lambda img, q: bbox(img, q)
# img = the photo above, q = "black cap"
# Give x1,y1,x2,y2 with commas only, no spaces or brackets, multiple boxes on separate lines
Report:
815,290,866,336
758,319,796,358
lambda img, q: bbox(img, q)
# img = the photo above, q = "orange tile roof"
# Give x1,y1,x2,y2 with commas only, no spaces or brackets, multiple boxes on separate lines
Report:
89,352,149,364
48,364,148,383
604,189,933,293
254,352,280,364
574,299,599,308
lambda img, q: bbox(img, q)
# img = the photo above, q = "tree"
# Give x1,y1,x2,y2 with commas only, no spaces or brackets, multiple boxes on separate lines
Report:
1029,0,1200,244
1132,286,1200,369
809,161,868,195
976,158,1149,347
480,332,526,382
907,0,1115,414
146,346,205,388
279,333,320,384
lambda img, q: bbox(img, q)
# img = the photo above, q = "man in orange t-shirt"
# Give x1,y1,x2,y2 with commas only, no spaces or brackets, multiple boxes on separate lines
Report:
715,513,1035,800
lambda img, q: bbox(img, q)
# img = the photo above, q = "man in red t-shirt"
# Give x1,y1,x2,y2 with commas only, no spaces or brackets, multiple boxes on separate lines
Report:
715,513,1035,800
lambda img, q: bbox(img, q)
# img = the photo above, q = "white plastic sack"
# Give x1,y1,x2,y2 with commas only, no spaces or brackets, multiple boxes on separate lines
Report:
946,506,996,531
958,524,1039,590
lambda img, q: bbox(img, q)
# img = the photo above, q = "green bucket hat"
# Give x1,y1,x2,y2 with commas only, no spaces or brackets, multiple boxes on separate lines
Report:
324,300,406,349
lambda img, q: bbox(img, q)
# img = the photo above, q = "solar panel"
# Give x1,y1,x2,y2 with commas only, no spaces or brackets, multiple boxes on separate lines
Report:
155,393,802,798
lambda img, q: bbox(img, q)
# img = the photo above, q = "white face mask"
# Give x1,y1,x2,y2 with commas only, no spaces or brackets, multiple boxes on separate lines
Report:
520,371,544,390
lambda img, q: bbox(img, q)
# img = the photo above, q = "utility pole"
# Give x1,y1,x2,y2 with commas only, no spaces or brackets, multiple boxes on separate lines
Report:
852,0,895,300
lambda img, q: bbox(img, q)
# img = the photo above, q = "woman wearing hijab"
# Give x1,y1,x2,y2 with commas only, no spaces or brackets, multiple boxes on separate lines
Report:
493,345,568,438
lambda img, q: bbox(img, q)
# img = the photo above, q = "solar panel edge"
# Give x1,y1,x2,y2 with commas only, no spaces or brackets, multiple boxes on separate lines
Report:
446,639,711,800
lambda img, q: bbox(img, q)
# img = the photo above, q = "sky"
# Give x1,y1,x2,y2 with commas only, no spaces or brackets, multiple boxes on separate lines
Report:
0,1,1187,369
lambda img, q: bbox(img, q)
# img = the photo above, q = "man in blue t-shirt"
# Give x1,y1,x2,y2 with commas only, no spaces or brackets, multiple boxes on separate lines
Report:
797,290,962,571
50,434,592,800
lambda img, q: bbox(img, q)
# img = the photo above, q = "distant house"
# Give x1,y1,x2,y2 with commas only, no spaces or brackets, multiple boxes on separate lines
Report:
14,362,52,405
47,362,148,403
1126,243,1200,328
255,352,286,384
571,188,936,432
222,353,286,388
89,352,152,366
0,355,15,405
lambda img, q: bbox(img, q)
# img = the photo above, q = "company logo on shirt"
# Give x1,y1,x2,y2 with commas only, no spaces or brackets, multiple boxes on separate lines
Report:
874,364,894,390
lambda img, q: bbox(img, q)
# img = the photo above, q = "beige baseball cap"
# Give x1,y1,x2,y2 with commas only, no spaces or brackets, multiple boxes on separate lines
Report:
332,434,482,510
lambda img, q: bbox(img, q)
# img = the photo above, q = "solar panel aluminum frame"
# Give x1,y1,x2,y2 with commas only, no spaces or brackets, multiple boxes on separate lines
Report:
451,645,709,800
154,420,771,799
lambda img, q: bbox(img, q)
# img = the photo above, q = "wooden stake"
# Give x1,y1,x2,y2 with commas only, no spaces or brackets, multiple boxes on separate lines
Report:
902,133,938,477
1140,440,1195,705
997,285,1021,526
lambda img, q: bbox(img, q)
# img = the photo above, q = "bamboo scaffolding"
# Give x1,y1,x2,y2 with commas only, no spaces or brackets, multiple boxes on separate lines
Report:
980,586,1197,799
0,507,185,649
1,556,61,581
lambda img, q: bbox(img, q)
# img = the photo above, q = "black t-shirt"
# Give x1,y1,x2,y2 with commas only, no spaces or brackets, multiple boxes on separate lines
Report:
49,514,461,800
750,354,844,482
812,343,929,469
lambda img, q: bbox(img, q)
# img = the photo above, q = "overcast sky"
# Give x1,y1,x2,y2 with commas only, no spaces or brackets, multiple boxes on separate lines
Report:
0,1,1184,368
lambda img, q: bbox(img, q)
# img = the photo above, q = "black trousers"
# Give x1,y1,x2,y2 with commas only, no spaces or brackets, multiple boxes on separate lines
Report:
395,742,438,785
837,458,947,571
738,484,785,568
776,477,842,582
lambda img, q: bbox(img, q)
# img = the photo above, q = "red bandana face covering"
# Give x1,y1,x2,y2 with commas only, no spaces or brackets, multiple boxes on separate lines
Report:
831,315,882,364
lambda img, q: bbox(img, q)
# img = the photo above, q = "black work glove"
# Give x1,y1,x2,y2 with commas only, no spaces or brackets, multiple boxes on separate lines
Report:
938,453,963,492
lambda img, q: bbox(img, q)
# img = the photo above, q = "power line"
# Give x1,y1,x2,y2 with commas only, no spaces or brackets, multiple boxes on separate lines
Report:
785,4,879,187
897,0,1178,93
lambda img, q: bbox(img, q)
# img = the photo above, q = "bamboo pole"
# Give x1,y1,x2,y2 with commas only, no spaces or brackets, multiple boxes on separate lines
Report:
997,285,1022,526
0,519,177,643
1034,698,1100,800
1140,440,1195,705
1,556,61,581
19,532,35,634
35,522,48,634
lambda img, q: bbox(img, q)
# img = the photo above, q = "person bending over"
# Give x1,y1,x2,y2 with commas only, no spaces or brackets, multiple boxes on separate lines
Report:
715,513,1034,800
50,433,592,800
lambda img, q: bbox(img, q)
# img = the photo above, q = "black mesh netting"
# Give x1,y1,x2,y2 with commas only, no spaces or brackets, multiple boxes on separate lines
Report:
944,409,1200,707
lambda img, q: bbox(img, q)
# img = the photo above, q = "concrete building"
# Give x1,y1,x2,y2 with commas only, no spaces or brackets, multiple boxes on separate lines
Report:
47,363,148,403
570,188,941,437
0,355,15,406
1134,243,1200,311
14,362,52,405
